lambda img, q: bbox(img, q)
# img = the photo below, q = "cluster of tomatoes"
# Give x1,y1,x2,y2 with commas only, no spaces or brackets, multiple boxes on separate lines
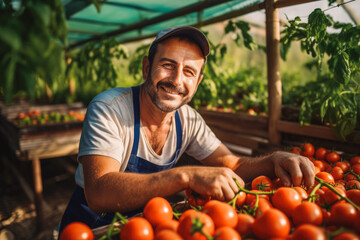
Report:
16,109,85,126
61,142,360,240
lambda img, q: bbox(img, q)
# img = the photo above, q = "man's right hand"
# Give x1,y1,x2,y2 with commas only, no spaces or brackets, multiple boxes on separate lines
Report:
184,166,245,201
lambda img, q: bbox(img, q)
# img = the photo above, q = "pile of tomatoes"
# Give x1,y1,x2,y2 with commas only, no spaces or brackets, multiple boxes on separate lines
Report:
62,142,360,240
16,109,86,126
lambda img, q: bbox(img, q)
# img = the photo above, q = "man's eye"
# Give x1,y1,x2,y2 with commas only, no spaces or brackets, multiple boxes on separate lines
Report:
163,63,173,68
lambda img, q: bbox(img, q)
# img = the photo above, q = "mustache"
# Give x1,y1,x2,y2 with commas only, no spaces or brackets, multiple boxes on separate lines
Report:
157,81,188,95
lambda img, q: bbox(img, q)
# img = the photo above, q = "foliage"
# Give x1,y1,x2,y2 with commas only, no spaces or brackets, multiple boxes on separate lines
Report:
66,38,128,104
0,0,68,104
281,8,360,140
128,43,150,84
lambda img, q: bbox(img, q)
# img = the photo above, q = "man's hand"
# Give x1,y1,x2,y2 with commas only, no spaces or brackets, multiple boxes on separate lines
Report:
185,166,245,202
270,151,315,187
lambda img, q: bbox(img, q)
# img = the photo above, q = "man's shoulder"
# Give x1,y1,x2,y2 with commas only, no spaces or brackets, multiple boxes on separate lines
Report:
91,87,132,106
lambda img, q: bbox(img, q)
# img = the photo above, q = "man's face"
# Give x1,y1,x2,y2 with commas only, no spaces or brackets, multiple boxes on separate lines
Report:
143,37,204,112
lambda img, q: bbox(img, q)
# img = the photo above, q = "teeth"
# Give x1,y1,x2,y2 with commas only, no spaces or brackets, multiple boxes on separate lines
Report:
163,87,178,95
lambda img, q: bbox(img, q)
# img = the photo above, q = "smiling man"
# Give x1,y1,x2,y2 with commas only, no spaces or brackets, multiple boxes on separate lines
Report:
58,26,315,236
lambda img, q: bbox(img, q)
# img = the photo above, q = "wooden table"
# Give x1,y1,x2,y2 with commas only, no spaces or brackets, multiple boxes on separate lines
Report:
0,102,85,232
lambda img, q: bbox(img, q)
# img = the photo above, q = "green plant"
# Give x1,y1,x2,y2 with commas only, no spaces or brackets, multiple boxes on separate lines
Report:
281,7,360,140
0,0,68,104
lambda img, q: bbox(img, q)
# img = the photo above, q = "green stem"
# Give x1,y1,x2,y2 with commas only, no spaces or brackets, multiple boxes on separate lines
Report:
308,182,322,203
315,176,360,210
233,178,274,196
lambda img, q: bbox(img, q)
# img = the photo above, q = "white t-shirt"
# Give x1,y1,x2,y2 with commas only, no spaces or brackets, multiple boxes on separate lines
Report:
75,87,221,187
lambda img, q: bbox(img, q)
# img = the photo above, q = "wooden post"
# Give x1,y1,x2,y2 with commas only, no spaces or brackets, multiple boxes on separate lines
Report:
32,157,44,232
265,0,282,145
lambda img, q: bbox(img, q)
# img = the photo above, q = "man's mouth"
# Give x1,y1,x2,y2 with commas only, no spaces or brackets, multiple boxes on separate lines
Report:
161,86,182,96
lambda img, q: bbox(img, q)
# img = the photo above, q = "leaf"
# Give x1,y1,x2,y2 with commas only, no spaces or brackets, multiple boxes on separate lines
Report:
334,52,350,84
0,27,21,51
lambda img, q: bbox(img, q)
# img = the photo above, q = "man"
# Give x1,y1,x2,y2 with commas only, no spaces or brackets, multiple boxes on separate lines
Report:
59,26,314,234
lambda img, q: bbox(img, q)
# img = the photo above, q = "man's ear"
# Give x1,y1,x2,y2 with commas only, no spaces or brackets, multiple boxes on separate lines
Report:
142,56,150,81
196,74,204,88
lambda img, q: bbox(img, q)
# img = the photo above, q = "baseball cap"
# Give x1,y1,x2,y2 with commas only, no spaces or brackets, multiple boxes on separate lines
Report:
149,26,210,57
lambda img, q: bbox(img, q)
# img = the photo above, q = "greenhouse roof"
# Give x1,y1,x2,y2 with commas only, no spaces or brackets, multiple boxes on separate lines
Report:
63,0,271,49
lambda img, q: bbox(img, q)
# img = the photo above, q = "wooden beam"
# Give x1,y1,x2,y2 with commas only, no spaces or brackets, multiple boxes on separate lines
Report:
265,0,282,144
274,0,320,8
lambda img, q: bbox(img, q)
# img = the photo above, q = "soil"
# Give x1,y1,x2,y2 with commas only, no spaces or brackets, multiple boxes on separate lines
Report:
0,156,77,240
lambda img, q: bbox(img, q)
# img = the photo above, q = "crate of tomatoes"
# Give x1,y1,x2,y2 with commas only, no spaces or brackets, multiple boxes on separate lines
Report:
61,142,360,240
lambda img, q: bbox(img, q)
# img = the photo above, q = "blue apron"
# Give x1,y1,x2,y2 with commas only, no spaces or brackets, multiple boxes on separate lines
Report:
58,86,182,235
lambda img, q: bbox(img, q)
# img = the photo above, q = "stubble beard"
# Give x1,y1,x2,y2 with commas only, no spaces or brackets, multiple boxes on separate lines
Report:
143,74,194,113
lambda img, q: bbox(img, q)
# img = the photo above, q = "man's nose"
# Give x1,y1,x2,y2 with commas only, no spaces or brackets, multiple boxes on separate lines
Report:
171,67,183,86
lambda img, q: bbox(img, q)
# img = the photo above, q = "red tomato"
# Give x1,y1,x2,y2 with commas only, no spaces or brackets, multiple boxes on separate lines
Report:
245,190,269,205
155,219,179,235
271,187,302,217
291,224,326,240
272,177,283,189
235,191,246,208
235,213,255,235
120,217,154,240
330,202,357,228
346,180,360,189
335,161,350,172
350,156,360,166
345,173,357,181
333,232,360,240
313,160,325,172
251,175,274,191
324,187,346,204
60,222,94,240
307,187,326,205
214,227,241,240
186,189,211,207
330,166,344,181
143,197,173,227
300,143,315,157
252,208,290,239
155,229,183,240
293,186,308,200
249,198,272,218
202,200,238,228
177,211,214,240
292,201,323,226
291,146,301,155
179,209,197,223
351,164,360,175
316,172,335,185
346,189,360,206
315,147,328,160
326,152,340,163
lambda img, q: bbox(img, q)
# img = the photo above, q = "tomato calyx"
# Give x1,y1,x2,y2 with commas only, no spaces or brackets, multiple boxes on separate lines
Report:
190,217,213,240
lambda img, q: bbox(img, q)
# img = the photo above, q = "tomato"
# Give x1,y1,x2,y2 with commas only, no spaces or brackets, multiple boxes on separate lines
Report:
316,172,335,185
350,156,360,166
324,187,346,204
345,173,357,181
155,229,183,240
202,200,238,228
293,186,308,200
251,175,273,191
235,213,255,236
330,202,357,227
291,146,301,155
313,160,325,172
326,152,340,163
346,189,360,206
155,219,179,235
314,166,321,175
346,180,360,189
179,209,197,223
291,224,326,240
321,208,332,225
143,197,173,227
292,201,323,226
120,217,154,240
351,164,360,175
252,208,290,239
214,227,241,240
235,191,246,208
272,178,283,189
245,190,269,205
177,211,214,240
249,198,272,218
271,187,301,217
315,147,328,160
60,222,94,240
186,189,211,207
307,187,326,205
330,167,344,180
333,232,360,240
335,161,350,172
300,143,315,157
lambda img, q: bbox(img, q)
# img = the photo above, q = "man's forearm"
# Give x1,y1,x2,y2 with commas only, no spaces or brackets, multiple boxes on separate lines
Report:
84,167,189,213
